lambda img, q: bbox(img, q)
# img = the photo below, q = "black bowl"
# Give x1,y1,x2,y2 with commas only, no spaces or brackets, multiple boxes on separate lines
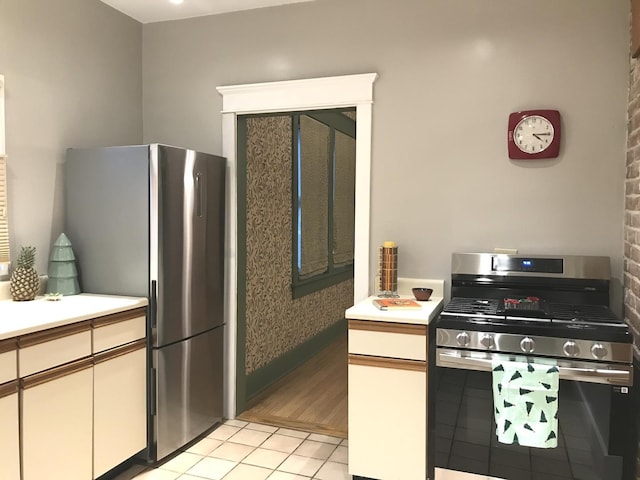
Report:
412,287,433,301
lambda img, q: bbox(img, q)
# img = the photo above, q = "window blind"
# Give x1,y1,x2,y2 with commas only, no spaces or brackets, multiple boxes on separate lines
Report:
333,131,356,267
299,115,330,279
0,155,9,262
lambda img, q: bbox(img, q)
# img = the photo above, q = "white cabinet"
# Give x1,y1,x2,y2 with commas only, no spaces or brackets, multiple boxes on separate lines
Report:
92,308,146,353
0,339,19,480
22,359,94,480
19,323,93,480
7,303,148,480
0,387,20,480
92,308,147,478
349,360,427,480
93,340,146,478
19,321,92,377
94,344,146,477
348,318,429,480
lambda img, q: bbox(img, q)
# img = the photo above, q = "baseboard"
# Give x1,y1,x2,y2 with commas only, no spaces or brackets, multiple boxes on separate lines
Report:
245,318,346,401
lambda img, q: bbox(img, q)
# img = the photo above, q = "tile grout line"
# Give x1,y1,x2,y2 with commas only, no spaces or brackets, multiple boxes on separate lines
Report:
226,421,343,480
138,420,348,480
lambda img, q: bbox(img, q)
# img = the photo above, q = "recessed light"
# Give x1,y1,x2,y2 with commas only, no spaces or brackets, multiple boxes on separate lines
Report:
169,0,184,4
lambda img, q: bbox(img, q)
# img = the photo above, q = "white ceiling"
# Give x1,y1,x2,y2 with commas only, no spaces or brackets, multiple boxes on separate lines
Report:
100,0,317,23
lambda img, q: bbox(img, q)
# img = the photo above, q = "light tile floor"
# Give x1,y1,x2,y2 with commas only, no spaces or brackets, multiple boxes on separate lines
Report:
113,420,350,480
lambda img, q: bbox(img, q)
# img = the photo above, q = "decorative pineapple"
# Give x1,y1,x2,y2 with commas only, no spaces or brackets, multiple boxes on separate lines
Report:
10,246,40,301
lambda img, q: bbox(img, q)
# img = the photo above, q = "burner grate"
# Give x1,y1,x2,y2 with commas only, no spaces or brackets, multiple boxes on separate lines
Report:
442,297,499,315
549,303,621,324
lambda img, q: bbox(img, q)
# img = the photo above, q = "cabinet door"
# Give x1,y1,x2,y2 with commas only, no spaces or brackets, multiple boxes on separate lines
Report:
94,341,147,478
0,383,20,480
22,359,93,480
348,357,427,480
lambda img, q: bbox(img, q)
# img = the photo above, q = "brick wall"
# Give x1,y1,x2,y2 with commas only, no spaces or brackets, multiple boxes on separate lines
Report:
626,25,640,480
625,52,640,359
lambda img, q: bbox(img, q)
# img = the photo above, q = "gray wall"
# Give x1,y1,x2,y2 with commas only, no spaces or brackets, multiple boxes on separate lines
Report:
142,0,630,309
2,0,626,302
0,0,142,272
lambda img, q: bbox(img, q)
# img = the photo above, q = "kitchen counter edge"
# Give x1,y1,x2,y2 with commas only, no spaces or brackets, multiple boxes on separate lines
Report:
0,293,148,340
346,295,444,325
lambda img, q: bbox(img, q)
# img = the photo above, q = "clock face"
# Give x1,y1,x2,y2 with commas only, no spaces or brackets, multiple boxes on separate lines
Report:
513,115,555,154
507,109,561,159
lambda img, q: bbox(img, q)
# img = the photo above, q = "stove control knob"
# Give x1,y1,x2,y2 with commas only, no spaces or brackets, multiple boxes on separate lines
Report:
563,341,579,357
456,331,471,347
591,343,608,360
480,334,495,349
520,337,535,353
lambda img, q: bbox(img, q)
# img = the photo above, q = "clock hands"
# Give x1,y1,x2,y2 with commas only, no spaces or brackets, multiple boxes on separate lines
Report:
533,133,551,141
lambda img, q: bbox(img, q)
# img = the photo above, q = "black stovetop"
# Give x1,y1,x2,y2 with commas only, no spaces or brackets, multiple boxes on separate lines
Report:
443,297,621,323
439,296,631,343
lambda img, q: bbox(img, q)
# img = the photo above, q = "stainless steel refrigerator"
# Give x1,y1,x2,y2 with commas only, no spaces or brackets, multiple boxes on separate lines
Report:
65,144,225,463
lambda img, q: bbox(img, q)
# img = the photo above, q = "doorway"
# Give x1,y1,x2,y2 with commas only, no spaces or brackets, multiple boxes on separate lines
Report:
217,73,378,421
234,109,355,437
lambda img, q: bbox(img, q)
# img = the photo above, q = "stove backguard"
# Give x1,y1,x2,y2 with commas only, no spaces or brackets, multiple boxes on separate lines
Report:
450,253,613,307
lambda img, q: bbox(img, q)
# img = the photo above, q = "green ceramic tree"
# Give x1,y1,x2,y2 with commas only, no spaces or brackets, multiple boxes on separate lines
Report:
45,233,80,295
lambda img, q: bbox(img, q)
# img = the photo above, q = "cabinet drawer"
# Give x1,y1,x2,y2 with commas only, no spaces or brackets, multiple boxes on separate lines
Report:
0,339,17,384
93,308,146,353
348,320,427,361
19,322,91,377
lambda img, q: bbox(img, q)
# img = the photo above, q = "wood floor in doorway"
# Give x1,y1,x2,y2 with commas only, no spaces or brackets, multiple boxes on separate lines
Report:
238,332,348,439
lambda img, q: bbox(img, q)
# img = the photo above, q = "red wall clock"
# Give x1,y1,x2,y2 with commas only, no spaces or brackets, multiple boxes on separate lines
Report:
508,109,561,160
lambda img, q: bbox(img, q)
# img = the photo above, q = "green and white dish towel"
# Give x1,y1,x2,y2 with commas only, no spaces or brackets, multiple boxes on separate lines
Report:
492,358,559,448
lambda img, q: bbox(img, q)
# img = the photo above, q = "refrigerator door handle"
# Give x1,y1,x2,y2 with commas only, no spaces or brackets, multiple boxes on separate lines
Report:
195,172,203,218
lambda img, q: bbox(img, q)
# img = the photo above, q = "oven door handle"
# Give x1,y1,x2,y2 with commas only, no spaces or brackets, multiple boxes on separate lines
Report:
436,348,632,387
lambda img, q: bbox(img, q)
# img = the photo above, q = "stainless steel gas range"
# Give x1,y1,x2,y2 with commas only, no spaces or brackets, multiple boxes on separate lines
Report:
431,253,634,480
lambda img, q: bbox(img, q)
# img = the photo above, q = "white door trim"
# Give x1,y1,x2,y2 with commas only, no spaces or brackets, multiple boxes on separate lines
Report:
217,72,378,418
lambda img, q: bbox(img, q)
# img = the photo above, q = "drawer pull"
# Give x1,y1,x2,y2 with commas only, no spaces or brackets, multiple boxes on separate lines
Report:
348,320,427,336
348,354,427,372
21,357,93,389
0,338,17,355
94,339,146,365
0,380,18,398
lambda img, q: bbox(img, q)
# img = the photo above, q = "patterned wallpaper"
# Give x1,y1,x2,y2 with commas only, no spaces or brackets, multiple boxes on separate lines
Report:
244,115,354,375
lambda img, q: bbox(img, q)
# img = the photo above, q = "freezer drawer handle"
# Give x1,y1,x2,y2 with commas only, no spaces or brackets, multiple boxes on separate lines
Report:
149,367,157,416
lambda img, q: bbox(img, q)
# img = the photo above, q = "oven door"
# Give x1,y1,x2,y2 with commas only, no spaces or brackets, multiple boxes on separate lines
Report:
432,348,634,480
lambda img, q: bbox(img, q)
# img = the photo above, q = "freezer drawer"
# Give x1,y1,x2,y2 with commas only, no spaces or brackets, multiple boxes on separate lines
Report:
151,326,223,461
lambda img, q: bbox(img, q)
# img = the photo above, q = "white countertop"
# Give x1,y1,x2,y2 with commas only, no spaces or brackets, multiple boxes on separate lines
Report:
0,293,148,340
346,295,444,325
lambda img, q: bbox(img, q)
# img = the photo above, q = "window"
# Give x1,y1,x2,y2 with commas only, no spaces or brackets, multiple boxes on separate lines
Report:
292,109,356,298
